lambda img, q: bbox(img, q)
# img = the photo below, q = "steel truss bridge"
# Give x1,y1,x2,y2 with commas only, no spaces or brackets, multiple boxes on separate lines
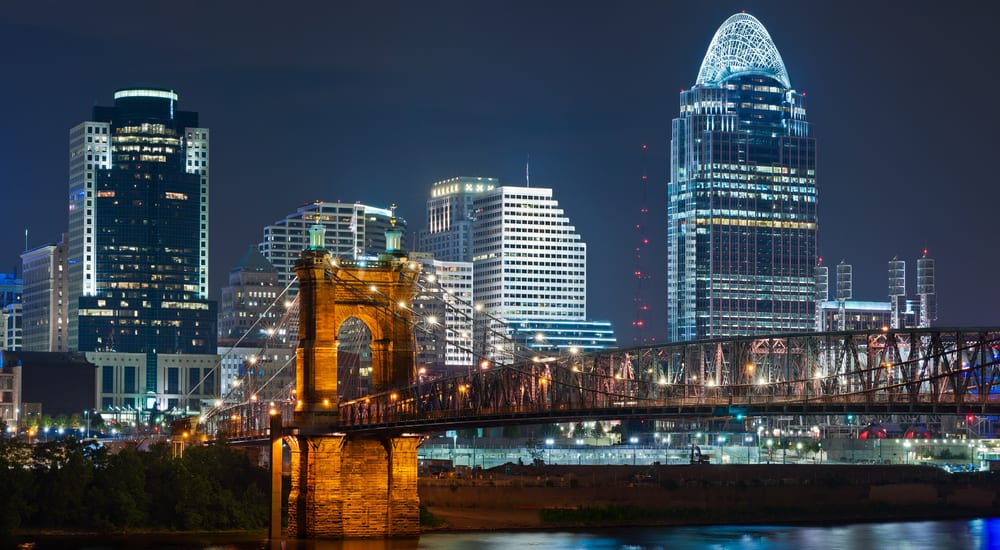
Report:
208,327,1000,438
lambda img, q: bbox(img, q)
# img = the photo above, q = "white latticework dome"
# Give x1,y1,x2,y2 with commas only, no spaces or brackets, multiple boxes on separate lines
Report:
695,13,790,89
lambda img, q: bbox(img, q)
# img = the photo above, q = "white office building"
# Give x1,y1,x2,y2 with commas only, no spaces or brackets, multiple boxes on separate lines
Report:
472,186,591,361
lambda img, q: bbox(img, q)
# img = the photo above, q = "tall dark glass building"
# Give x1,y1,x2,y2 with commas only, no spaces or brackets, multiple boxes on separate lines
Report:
668,14,817,341
68,89,216,360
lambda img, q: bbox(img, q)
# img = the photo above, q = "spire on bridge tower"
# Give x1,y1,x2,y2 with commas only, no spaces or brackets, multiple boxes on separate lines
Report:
383,203,406,258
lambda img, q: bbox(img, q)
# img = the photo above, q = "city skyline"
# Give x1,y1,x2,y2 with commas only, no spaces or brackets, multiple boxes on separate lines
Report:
1,2,997,342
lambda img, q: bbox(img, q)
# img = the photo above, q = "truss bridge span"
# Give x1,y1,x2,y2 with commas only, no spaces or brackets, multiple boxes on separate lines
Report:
336,328,1000,434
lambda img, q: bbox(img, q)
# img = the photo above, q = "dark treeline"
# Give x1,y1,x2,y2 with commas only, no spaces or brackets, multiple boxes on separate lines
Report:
0,438,269,536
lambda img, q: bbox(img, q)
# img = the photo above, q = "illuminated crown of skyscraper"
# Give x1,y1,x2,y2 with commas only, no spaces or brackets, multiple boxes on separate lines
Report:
696,12,791,88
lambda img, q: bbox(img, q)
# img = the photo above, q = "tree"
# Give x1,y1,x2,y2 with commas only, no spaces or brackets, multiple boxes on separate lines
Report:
86,449,148,529
33,444,94,527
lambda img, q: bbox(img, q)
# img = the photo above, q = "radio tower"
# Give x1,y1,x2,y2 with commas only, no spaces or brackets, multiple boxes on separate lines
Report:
632,144,653,344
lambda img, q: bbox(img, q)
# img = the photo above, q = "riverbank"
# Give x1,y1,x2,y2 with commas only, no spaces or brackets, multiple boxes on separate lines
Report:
420,463,1000,531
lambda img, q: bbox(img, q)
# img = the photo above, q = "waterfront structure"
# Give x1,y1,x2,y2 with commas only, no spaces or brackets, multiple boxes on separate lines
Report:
286,221,422,538
20,234,69,352
67,88,216,357
668,13,817,341
417,176,497,262
259,200,405,290
218,246,284,347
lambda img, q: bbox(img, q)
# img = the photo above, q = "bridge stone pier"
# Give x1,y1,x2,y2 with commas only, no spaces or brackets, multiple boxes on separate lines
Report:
285,220,422,538
286,434,422,537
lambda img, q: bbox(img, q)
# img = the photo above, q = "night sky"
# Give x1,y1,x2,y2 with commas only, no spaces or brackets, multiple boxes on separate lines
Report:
2,1,997,342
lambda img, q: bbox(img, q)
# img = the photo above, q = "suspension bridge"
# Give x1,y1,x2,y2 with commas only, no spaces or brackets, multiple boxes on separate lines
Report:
184,225,998,538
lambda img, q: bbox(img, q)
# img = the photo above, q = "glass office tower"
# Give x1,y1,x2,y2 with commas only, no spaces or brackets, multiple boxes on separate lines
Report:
69,89,216,356
668,13,817,342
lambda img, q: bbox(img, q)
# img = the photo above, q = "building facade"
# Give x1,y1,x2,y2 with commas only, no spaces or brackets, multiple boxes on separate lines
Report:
0,272,22,352
0,359,21,428
668,13,817,341
508,319,618,354
68,88,216,358
815,255,933,332
87,351,219,420
216,347,295,400
416,176,497,262
218,246,284,347
410,253,474,377
473,186,587,322
20,234,69,352
2,304,22,351
259,201,405,289
888,252,935,329
471,186,616,361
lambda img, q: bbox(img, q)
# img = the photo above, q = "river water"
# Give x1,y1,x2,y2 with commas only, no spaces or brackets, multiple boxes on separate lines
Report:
9,519,1000,549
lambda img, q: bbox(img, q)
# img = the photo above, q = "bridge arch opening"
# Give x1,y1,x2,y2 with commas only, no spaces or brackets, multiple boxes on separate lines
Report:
337,316,374,401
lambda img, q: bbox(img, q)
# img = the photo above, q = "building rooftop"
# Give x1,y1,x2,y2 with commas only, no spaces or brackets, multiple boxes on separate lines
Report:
696,13,791,88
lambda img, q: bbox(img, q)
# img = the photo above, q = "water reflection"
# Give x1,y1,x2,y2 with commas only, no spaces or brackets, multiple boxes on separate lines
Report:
10,519,1000,550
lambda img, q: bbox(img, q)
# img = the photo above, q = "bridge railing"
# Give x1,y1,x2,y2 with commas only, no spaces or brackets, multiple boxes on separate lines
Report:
338,328,1000,429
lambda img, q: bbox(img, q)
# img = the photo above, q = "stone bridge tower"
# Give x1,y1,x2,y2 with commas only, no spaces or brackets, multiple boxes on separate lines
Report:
287,214,424,538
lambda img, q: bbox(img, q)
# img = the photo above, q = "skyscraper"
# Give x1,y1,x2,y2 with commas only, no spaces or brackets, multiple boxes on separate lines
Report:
68,88,216,355
473,186,587,322
20,234,69,351
417,176,497,262
668,13,817,341
471,186,616,361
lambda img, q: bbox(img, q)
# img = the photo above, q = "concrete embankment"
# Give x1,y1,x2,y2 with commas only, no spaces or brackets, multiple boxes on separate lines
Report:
420,464,1000,530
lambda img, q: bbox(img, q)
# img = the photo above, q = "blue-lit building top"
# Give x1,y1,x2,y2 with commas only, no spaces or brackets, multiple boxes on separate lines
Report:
668,13,817,342
0,272,21,309
508,319,617,354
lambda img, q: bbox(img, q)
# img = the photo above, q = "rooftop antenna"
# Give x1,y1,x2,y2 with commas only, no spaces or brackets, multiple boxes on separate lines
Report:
525,154,530,187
